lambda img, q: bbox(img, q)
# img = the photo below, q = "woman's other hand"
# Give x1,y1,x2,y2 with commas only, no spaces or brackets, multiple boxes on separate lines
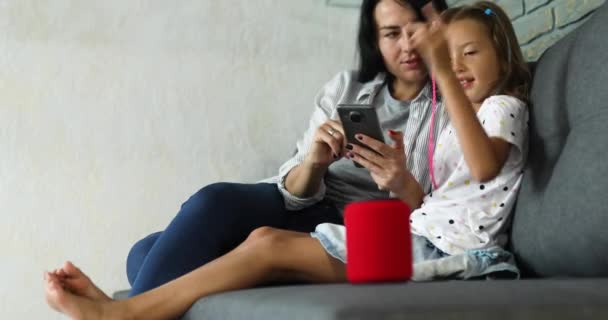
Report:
305,120,346,168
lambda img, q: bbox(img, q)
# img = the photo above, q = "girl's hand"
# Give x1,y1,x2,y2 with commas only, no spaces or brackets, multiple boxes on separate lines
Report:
305,120,346,168
346,130,416,195
406,21,451,74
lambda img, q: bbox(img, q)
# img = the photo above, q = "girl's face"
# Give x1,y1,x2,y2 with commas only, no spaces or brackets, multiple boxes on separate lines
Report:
445,19,501,107
375,0,428,86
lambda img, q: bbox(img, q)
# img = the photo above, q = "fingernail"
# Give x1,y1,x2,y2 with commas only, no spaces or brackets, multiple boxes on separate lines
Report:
346,144,353,150
388,130,397,135
356,134,363,140
347,152,354,158
333,153,338,159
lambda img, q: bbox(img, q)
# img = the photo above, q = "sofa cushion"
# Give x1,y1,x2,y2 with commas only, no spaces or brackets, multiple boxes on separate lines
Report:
115,280,608,319
133,279,608,320
510,2,608,276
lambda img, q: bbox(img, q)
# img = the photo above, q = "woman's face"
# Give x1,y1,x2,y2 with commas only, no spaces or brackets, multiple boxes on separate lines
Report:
374,0,428,85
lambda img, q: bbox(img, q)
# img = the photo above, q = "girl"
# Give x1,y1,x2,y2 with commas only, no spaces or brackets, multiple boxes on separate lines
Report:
407,1,531,255
44,1,452,319
341,0,530,267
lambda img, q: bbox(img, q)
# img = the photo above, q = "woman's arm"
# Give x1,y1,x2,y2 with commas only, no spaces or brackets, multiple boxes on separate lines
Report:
284,119,346,197
284,161,327,198
277,72,352,204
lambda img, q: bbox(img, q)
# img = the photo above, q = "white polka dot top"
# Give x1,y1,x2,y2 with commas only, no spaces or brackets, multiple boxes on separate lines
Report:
410,95,529,255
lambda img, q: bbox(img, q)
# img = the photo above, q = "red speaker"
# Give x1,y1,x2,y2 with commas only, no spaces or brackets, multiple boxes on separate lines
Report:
345,199,412,283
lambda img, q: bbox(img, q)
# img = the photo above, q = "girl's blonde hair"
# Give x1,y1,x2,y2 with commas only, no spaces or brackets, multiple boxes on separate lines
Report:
442,1,531,103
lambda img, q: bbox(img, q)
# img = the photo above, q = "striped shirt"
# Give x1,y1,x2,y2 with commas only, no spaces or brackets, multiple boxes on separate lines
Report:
264,70,449,212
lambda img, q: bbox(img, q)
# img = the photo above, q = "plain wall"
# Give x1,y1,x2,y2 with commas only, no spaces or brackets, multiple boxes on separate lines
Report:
0,1,357,318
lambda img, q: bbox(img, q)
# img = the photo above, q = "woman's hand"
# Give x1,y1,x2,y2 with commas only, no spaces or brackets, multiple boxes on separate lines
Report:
304,120,346,168
405,21,451,75
346,130,424,208
346,131,410,191
284,120,345,198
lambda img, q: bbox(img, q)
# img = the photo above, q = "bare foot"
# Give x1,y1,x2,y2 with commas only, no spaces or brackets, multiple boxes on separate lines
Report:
44,272,128,320
45,271,105,319
56,261,111,302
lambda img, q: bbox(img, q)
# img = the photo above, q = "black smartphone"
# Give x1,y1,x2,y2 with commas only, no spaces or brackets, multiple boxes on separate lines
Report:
337,104,385,168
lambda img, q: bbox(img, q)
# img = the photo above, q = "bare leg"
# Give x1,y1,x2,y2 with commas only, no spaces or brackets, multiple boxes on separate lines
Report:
44,227,346,320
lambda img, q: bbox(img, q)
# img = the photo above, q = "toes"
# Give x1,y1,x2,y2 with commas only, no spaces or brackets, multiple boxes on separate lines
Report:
44,271,55,283
46,272,66,288
63,277,84,290
50,279,61,291
64,261,84,277
47,276,63,293
45,272,58,282
52,268,66,280
45,277,69,313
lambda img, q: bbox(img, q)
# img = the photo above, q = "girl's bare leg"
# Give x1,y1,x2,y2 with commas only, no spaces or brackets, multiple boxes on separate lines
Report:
44,227,346,320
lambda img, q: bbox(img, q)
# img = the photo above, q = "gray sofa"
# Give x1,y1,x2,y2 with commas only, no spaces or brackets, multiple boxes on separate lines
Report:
115,3,608,319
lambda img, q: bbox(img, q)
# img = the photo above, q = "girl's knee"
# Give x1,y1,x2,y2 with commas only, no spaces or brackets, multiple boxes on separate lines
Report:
244,228,288,257
244,227,289,254
247,226,279,241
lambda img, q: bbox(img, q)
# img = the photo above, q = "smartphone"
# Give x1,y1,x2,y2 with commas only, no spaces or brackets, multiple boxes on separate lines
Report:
337,104,385,168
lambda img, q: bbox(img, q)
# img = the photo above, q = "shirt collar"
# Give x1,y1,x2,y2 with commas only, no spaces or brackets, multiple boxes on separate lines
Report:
356,74,437,104
416,81,434,102
355,73,387,102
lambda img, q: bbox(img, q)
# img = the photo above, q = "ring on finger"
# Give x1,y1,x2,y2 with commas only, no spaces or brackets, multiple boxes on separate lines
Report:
327,127,336,137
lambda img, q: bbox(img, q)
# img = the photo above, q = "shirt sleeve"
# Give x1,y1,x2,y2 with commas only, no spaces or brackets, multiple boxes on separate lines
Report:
275,72,348,211
477,95,528,160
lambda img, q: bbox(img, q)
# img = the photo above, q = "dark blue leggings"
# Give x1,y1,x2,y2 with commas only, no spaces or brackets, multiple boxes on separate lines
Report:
126,182,341,296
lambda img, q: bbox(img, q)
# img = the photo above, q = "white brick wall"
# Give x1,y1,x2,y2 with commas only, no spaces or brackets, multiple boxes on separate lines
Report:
327,0,607,60
448,0,606,60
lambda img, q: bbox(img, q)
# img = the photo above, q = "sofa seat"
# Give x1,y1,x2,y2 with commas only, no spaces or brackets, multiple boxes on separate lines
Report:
114,279,608,319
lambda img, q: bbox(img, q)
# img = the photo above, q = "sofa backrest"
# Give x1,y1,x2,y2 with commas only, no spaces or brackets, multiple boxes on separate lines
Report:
510,2,608,277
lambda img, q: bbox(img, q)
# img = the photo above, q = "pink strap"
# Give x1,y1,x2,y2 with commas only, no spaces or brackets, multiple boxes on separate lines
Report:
428,77,438,190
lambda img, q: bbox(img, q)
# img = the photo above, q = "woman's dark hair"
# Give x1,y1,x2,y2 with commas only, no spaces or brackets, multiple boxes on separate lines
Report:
410,0,448,12
356,0,448,82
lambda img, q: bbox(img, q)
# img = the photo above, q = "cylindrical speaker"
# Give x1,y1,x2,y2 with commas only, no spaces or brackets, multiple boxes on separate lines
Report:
345,199,412,283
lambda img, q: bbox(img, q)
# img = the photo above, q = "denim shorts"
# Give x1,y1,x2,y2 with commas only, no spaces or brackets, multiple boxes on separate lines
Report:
311,223,519,281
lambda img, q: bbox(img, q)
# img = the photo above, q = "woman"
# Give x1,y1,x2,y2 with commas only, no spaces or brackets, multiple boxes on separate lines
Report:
44,1,449,319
